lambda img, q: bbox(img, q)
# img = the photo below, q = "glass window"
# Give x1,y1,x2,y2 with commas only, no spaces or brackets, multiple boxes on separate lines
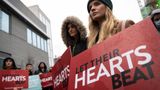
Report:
46,20,51,32
0,10,9,33
44,39,48,52
41,37,44,51
37,35,41,49
39,14,42,22
26,27,48,52
39,13,46,25
27,29,32,44
32,32,37,47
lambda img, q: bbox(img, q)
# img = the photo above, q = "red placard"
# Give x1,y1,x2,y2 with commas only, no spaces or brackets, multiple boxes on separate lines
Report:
39,72,52,88
0,70,28,89
68,18,160,90
52,48,72,90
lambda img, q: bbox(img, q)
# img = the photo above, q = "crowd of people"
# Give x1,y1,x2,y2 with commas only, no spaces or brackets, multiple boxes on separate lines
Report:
2,0,160,78
2,57,52,90
3,57,49,76
61,0,135,56
1,0,160,89
60,0,160,56
3,0,160,70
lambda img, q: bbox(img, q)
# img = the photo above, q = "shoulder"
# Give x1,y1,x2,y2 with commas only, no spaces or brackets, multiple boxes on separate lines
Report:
118,20,135,31
124,20,135,28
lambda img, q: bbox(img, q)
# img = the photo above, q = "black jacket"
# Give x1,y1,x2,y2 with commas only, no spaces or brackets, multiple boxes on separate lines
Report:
71,38,87,56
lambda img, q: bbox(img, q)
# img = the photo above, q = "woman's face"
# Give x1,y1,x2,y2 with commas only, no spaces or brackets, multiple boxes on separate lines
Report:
5,59,13,67
89,0,106,21
67,24,78,38
40,63,45,68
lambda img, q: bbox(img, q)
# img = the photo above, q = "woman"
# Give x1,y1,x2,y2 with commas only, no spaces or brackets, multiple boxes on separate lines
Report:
61,16,87,56
35,62,48,75
3,57,17,70
87,0,135,48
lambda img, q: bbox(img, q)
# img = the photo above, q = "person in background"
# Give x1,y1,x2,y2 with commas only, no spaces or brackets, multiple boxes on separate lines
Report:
61,16,87,56
25,63,33,75
35,62,51,90
34,62,48,75
3,57,17,70
87,0,135,48
151,8,160,31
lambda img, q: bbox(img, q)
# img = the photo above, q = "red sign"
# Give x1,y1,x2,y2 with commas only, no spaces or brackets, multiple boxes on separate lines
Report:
68,18,160,90
40,72,52,88
52,48,72,90
0,70,28,89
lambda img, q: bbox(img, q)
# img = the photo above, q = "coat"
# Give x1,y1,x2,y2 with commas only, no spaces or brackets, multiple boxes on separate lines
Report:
61,16,87,56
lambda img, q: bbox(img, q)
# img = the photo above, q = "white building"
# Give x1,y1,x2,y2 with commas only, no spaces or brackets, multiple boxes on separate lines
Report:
29,5,54,67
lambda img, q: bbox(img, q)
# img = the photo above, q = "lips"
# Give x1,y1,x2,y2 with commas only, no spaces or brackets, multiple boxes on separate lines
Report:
69,31,74,34
92,12,97,16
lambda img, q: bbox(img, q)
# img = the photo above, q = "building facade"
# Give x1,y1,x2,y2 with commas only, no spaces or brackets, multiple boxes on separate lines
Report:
28,5,54,67
0,0,49,70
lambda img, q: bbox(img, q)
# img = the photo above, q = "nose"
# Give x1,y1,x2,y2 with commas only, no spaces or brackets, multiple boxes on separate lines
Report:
90,6,96,13
68,27,72,33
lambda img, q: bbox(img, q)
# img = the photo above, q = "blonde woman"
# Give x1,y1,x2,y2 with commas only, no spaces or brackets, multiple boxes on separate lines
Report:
87,0,135,48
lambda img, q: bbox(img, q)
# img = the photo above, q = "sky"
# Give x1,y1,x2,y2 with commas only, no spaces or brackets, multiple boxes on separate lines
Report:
20,0,143,57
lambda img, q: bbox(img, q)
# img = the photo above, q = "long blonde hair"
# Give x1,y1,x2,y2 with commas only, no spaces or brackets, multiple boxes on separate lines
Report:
88,7,120,48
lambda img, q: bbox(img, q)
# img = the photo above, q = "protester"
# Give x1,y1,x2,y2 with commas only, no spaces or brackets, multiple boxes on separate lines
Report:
35,62,48,75
87,0,135,48
61,16,87,56
151,8,160,31
3,57,17,70
25,63,33,75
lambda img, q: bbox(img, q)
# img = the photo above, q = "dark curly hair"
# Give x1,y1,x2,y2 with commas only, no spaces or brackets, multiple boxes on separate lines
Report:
3,57,17,70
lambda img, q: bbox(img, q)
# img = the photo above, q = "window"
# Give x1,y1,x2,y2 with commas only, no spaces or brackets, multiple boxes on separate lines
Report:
0,10,9,33
27,28,48,52
41,37,44,51
27,29,32,44
46,20,51,33
32,32,37,47
39,14,46,25
44,40,48,52
37,35,41,49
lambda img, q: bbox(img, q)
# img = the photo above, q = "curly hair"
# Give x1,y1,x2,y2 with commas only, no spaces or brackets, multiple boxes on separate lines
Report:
61,16,87,47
